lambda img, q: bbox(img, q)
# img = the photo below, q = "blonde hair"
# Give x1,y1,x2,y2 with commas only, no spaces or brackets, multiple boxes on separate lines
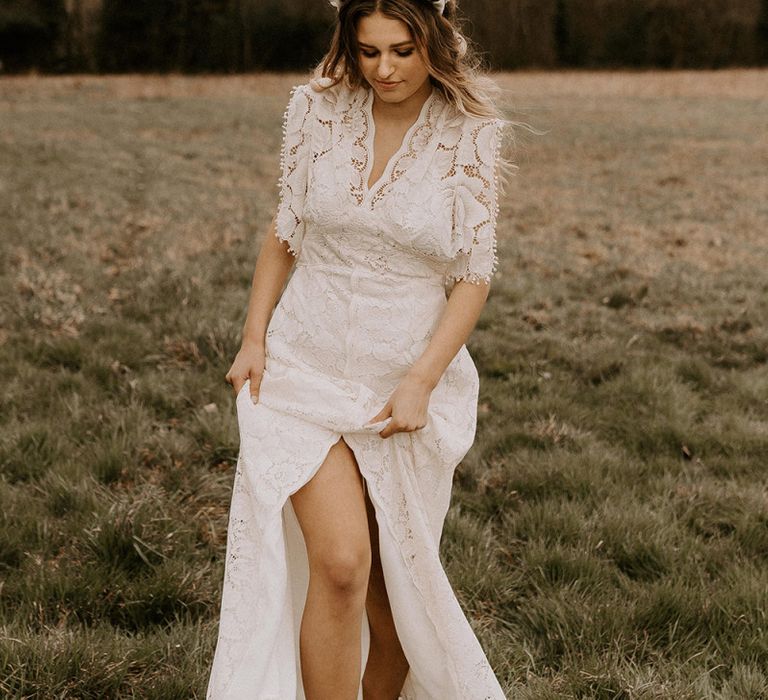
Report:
312,0,502,121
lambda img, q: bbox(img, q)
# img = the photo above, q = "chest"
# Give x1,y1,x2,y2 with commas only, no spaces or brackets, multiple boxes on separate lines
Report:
302,139,459,265
368,122,414,190
309,91,459,211
299,88,468,262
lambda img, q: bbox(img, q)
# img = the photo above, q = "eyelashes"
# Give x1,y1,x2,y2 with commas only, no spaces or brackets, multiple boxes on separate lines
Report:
360,49,415,58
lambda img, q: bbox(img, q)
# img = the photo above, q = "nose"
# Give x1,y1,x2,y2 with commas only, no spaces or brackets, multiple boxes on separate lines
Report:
376,55,395,79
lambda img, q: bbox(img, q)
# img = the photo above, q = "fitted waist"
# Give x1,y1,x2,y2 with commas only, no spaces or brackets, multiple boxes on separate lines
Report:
294,259,447,288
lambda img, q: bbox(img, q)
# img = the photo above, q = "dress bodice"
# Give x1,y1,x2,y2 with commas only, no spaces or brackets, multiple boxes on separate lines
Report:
274,78,505,289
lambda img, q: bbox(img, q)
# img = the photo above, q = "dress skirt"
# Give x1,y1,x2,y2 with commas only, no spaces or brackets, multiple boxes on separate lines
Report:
205,261,507,699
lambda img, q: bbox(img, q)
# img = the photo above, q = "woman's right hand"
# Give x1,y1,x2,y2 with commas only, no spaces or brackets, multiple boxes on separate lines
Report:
225,339,266,404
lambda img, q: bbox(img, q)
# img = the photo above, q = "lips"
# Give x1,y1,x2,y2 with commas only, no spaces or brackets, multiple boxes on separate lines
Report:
376,80,401,89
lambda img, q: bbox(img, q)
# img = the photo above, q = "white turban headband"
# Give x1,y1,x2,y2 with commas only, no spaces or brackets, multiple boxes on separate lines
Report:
329,0,447,14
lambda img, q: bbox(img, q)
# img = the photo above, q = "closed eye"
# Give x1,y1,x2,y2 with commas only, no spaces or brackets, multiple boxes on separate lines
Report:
360,49,415,58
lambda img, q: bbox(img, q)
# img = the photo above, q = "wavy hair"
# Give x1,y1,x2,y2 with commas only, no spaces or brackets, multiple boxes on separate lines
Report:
312,0,502,120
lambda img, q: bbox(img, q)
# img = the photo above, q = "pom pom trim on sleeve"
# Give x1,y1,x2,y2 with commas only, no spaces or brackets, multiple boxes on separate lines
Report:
444,118,504,286
274,84,310,258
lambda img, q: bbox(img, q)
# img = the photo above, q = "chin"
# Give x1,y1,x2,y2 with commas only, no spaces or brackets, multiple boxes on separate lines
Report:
372,84,413,103
376,90,404,102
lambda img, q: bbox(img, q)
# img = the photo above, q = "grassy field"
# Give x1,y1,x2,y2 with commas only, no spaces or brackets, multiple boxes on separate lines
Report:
0,70,767,698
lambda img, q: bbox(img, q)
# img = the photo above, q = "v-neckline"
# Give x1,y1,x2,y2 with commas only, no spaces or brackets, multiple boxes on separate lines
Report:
362,86,436,198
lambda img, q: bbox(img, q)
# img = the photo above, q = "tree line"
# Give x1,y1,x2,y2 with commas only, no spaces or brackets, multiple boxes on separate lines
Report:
2,0,767,73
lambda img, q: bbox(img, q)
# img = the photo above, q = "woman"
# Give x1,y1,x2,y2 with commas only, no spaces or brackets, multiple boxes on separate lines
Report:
207,1,509,698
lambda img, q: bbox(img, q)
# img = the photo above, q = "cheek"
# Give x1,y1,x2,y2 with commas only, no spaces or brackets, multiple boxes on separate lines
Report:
359,59,376,80
403,56,428,80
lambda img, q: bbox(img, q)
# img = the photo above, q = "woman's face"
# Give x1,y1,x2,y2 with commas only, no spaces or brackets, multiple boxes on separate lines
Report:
356,11,431,104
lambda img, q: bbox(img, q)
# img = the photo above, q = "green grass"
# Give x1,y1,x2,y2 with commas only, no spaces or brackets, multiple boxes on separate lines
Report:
1,70,767,698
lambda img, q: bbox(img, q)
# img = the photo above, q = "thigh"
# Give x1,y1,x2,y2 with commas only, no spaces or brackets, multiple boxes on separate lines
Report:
290,437,370,565
364,486,383,576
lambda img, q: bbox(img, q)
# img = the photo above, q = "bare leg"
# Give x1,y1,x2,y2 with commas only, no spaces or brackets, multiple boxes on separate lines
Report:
362,486,410,700
290,437,372,700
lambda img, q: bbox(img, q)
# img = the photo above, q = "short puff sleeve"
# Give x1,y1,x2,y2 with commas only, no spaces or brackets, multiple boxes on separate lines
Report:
445,118,505,285
275,84,314,257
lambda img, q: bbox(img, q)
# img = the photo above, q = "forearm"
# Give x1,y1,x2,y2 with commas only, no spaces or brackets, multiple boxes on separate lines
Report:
241,215,297,347
407,280,491,390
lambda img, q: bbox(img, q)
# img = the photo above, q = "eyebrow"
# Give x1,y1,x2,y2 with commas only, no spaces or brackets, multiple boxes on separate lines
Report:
358,41,414,49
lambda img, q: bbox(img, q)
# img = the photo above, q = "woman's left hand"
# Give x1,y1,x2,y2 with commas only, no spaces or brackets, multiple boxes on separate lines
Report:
366,372,434,439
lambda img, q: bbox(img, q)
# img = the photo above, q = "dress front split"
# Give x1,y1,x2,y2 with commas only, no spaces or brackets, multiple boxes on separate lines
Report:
206,78,507,700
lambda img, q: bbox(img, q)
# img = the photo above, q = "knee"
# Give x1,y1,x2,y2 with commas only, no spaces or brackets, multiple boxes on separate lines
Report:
314,544,371,596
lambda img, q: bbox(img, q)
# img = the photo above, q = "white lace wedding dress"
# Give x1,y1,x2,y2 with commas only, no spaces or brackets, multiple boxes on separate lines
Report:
206,76,507,700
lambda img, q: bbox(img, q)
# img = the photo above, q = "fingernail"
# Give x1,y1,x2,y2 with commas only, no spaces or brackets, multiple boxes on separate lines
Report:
251,395,258,405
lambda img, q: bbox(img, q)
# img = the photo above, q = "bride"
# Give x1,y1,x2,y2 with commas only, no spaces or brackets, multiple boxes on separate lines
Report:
207,1,510,698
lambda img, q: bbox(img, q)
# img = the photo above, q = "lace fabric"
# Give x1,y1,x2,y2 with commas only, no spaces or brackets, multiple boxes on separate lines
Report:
206,80,508,700
275,81,504,285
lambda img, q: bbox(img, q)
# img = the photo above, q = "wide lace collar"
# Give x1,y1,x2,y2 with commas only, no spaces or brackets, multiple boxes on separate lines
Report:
338,84,449,209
